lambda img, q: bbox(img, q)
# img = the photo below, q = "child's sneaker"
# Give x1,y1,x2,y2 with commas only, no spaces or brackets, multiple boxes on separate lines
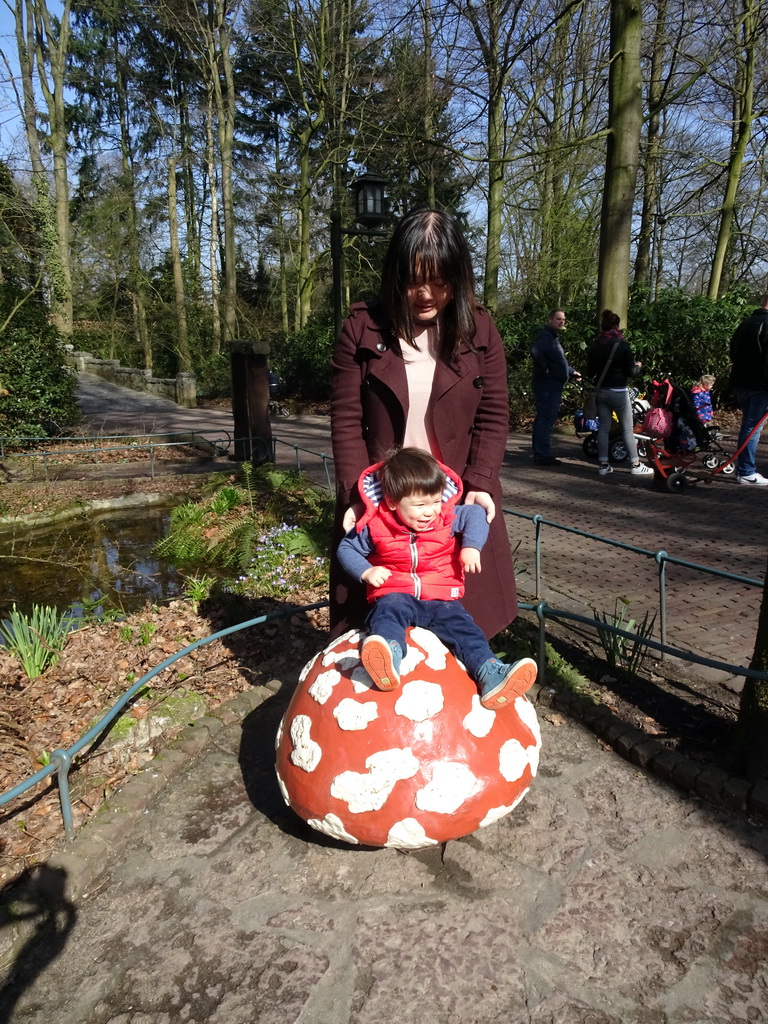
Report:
477,657,538,709
361,635,403,691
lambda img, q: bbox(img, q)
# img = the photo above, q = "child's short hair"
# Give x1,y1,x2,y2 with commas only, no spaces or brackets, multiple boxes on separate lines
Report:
380,448,445,503
697,374,716,389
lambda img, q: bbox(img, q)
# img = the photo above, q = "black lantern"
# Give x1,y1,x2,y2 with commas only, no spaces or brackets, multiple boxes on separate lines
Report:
351,173,388,227
331,174,390,337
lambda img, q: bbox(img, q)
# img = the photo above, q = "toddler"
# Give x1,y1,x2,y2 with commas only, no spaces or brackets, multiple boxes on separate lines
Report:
337,448,537,709
691,374,716,426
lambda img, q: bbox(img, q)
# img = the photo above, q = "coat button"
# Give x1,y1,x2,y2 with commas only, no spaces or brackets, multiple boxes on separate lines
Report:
376,341,388,352
473,375,484,388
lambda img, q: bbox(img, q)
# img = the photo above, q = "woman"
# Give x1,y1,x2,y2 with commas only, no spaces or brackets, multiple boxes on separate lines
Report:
329,209,518,639
587,309,653,477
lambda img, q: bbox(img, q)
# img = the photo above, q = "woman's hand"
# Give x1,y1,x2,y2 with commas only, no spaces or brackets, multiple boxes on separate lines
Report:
464,490,495,524
342,502,364,532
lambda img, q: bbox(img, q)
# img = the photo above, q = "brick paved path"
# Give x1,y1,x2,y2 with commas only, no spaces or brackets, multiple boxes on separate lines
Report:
501,430,765,684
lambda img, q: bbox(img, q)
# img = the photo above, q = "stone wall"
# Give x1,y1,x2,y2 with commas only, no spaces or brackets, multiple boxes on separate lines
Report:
65,347,197,408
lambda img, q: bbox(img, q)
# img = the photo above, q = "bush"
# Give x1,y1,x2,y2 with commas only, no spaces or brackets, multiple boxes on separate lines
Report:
270,311,335,402
0,285,79,441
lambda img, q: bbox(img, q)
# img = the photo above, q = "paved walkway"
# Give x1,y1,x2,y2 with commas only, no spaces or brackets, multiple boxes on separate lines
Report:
2,375,766,1022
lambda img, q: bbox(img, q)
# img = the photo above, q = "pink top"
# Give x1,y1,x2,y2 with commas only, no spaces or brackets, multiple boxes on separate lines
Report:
401,323,441,458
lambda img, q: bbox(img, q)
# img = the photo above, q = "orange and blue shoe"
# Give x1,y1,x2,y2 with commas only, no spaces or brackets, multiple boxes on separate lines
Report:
477,657,538,709
361,635,403,691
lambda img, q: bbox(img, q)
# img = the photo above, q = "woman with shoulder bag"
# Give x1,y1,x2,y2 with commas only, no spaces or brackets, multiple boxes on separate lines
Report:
329,209,518,639
586,310,653,478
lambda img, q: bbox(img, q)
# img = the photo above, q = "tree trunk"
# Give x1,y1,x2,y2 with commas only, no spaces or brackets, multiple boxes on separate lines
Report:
167,150,191,372
707,0,756,300
205,87,222,359
633,0,667,291
596,0,643,325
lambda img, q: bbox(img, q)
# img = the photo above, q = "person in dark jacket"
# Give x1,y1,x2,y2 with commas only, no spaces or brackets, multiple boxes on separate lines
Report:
730,297,768,485
329,209,518,641
586,310,653,478
530,310,580,465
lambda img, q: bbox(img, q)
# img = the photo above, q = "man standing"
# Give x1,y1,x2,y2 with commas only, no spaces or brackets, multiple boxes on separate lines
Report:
530,310,580,465
730,295,768,486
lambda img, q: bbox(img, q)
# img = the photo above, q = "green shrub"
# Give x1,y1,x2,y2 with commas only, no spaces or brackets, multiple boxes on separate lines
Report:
0,284,79,441
270,311,334,401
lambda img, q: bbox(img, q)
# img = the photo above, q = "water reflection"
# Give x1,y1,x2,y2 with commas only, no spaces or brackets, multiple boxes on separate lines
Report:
0,502,185,620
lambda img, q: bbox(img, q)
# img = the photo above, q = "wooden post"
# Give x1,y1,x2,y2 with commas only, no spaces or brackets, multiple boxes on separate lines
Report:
228,340,272,463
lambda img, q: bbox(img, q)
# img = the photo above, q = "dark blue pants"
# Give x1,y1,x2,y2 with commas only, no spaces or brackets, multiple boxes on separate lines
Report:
367,593,493,677
532,381,564,458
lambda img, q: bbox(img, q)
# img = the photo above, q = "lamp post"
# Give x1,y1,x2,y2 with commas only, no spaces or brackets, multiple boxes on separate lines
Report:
331,173,389,338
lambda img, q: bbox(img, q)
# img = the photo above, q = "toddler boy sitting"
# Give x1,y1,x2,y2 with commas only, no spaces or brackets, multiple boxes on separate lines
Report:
337,447,537,709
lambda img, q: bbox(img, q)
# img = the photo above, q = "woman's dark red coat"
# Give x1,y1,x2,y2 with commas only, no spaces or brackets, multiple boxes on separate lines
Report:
329,301,518,639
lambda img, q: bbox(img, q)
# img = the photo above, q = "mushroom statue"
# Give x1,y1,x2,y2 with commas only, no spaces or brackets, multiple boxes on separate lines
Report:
275,627,541,849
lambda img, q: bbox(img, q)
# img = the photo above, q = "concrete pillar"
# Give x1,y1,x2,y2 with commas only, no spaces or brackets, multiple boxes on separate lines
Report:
176,372,197,408
228,340,272,463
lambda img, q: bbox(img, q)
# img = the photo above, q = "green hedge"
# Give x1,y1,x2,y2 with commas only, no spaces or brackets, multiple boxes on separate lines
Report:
0,286,78,441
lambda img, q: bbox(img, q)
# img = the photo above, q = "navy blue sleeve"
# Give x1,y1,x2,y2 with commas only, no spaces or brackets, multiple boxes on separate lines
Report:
452,505,490,550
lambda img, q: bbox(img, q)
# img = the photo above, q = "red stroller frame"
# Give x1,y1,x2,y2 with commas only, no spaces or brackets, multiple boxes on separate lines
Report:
639,379,767,492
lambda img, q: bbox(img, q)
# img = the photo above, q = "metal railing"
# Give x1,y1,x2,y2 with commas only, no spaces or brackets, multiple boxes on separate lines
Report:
506,508,763,656
0,603,327,842
0,432,232,481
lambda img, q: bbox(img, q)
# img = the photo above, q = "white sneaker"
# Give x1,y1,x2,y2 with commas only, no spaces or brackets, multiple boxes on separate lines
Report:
630,462,654,476
598,464,613,476
737,472,768,486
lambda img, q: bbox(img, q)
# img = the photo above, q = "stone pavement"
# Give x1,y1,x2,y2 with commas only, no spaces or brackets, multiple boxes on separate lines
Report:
2,680,768,1024
1,376,767,1021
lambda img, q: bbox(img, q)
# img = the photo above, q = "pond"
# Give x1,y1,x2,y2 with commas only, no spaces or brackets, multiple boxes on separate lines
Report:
0,499,187,622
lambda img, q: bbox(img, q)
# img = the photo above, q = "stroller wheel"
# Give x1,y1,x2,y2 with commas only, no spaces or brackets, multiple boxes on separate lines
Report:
702,453,719,470
582,435,598,458
609,439,629,463
720,460,736,475
666,471,688,492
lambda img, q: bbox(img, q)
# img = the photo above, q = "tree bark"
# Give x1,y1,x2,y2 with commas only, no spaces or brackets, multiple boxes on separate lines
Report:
735,554,768,780
597,0,643,325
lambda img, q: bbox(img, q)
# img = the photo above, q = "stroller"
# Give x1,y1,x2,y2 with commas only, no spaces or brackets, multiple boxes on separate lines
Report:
639,378,735,491
575,386,649,463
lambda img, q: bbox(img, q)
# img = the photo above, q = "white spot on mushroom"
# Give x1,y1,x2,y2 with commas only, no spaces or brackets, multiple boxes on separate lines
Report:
463,694,496,737
515,695,542,747
394,680,445,722
321,630,362,671
499,738,529,782
333,698,378,731
275,714,285,751
299,652,321,684
415,761,478,813
410,627,448,669
478,788,530,827
308,668,343,705
307,813,359,844
275,768,290,806
289,715,322,772
331,747,420,812
400,640,426,674
386,818,439,849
